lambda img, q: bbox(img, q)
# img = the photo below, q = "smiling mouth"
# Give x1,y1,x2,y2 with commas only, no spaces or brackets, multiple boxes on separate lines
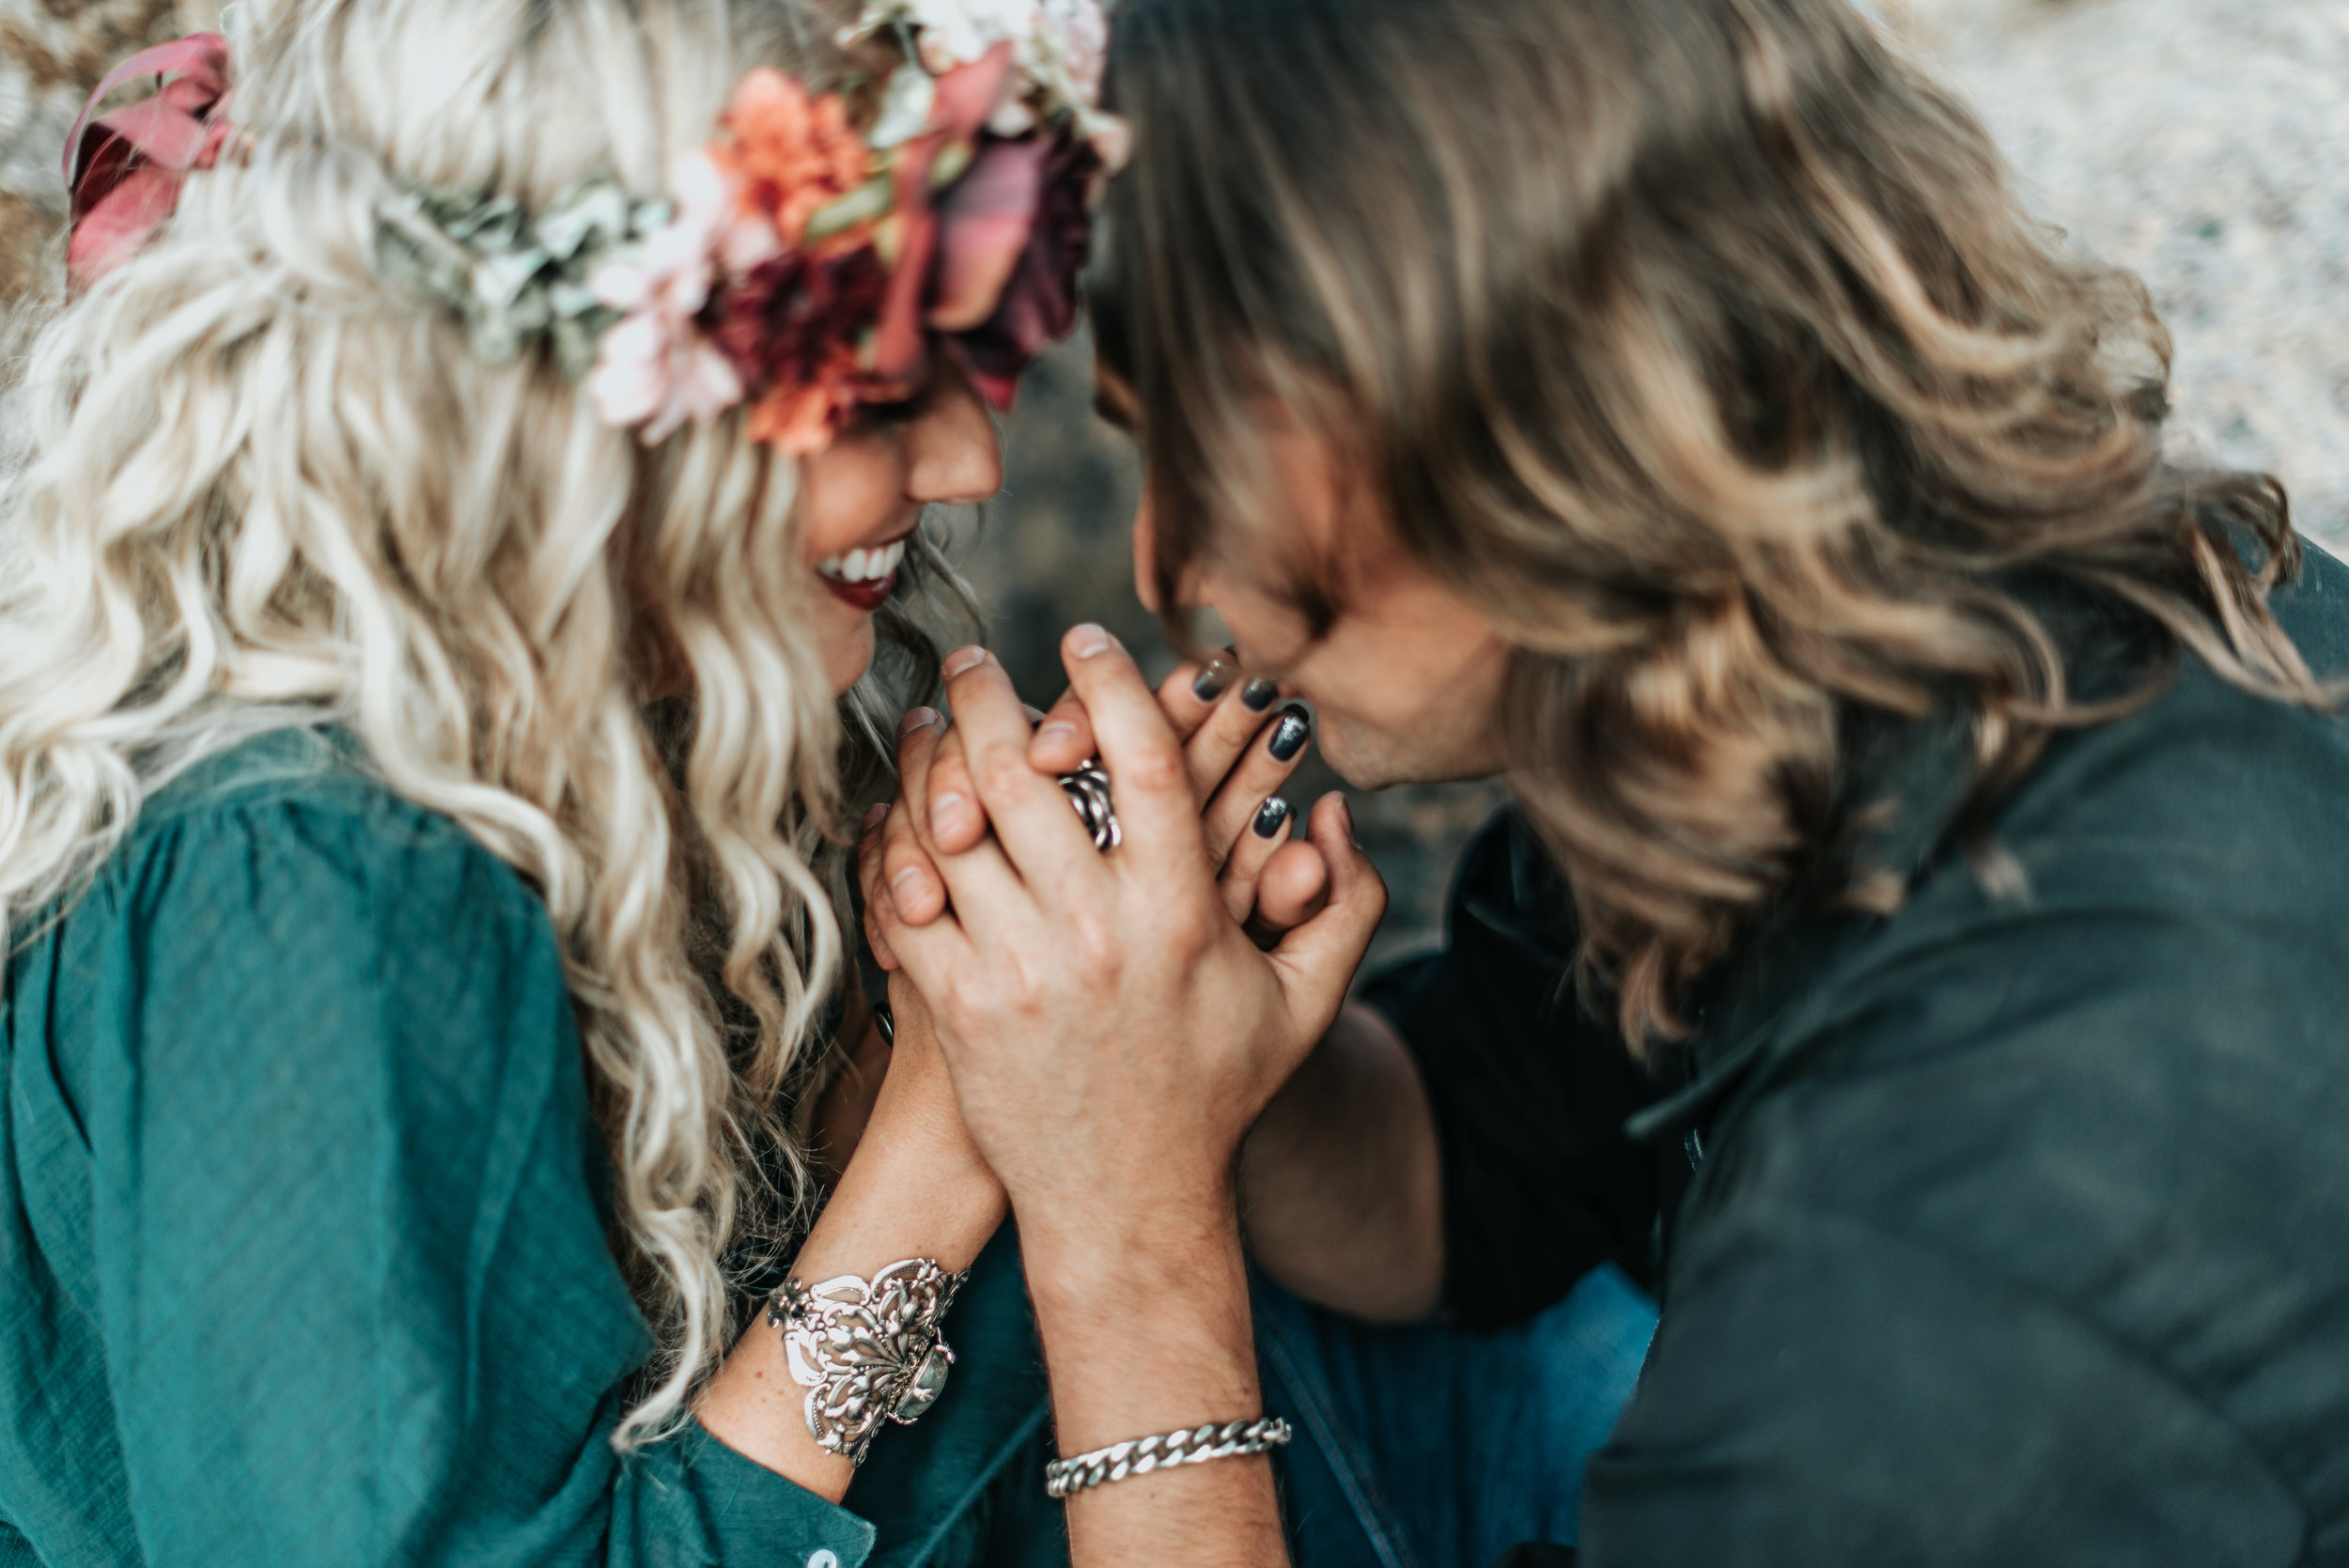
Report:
817,537,909,612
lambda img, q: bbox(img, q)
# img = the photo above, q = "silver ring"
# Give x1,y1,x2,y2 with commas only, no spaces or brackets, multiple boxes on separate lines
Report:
1057,759,1120,851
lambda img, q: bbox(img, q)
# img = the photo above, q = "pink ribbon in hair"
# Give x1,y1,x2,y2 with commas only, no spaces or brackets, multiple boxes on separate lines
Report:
62,33,235,290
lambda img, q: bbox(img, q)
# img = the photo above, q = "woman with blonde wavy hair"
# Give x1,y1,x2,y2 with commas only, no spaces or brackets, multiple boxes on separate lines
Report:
0,0,1181,1561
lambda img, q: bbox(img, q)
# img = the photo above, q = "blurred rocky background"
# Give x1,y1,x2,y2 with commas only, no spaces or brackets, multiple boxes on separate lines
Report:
7,0,2345,961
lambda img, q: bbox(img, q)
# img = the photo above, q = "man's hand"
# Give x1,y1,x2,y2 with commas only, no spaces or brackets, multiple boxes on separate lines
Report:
861,629,1385,1204
857,629,1388,1568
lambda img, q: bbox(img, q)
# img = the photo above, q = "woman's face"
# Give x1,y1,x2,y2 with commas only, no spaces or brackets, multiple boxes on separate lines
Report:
799,354,1003,694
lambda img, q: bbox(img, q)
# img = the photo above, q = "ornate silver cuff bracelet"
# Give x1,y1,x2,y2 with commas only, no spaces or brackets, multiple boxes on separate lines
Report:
769,1258,969,1466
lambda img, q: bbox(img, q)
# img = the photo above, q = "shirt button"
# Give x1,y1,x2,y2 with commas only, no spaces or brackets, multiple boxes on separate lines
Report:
807,1552,840,1568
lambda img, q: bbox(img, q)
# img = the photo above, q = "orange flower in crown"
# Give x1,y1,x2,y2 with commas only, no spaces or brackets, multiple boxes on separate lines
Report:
64,0,1128,458
718,70,876,252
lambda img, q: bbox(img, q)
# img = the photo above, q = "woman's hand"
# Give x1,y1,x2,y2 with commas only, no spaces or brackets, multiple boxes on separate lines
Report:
864,629,1384,1228
694,968,1005,1500
874,649,1332,948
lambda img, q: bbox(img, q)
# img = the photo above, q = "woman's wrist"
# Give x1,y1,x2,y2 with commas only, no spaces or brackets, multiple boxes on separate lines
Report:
693,1024,1005,1498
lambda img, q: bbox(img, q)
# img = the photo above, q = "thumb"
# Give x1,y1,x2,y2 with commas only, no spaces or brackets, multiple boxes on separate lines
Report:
857,804,902,970
1265,793,1386,1032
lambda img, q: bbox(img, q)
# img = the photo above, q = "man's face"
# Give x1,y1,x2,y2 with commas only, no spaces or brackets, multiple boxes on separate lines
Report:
1107,374,1513,789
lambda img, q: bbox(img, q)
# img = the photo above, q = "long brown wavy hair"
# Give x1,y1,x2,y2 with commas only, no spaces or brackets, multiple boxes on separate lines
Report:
1094,0,2329,1051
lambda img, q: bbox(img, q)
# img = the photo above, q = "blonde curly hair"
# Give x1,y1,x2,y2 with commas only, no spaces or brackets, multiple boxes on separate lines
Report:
0,0,934,1445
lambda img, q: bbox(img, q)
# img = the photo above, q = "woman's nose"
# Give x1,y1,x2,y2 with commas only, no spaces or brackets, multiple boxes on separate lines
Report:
904,362,1005,507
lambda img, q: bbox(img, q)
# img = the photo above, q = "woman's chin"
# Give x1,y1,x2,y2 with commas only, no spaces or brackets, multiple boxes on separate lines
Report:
825,616,879,697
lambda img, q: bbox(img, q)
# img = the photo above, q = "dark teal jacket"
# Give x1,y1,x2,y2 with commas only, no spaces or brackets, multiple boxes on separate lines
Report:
1382,540,2349,1563
0,728,1057,1568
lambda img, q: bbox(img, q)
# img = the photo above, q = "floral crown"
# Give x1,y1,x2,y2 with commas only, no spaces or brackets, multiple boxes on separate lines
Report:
65,0,1127,457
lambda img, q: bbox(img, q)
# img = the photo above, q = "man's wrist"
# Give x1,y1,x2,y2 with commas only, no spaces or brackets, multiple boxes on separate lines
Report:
1018,1198,1264,1455
1015,1180,1241,1319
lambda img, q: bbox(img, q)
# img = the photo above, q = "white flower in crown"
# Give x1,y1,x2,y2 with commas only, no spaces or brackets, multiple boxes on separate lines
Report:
1033,0,1107,101
842,0,1040,75
841,0,1124,163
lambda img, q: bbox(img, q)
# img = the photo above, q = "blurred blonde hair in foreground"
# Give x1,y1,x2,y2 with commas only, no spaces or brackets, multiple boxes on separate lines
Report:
0,0,876,1445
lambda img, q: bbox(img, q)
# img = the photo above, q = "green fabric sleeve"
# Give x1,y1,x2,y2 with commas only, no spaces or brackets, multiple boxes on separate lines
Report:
69,788,872,1567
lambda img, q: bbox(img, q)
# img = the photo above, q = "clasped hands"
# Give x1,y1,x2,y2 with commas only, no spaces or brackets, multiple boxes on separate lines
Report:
850,623,1387,1270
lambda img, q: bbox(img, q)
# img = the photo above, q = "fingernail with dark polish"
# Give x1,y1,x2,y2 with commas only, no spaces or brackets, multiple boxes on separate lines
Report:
1240,677,1280,711
1252,797,1292,838
1192,657,1237,702
1268,705,1313,761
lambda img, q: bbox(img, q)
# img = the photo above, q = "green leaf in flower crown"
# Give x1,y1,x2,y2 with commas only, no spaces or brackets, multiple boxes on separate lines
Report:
537,179,635,265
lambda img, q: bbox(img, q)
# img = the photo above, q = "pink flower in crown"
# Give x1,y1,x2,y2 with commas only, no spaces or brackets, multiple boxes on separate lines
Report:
930,133,1095,410
586,149,760,442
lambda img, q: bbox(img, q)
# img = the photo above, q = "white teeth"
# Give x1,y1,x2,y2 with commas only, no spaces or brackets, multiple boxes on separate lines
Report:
817,538,910,584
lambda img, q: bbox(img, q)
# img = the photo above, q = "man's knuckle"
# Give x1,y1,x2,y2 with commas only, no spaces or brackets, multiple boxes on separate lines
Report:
1164,903,1216,961
977,745,1031,799
1123,745,1186,794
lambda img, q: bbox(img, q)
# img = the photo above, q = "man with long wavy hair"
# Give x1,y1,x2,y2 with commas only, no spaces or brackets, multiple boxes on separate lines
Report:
863,0,2349,1561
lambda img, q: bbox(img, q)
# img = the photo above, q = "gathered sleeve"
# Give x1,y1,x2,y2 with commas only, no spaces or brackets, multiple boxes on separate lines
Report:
65,790,872,1567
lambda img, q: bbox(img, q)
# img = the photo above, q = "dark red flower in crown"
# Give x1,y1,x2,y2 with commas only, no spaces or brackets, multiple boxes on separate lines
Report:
930,134,1098,410
713,247,891,454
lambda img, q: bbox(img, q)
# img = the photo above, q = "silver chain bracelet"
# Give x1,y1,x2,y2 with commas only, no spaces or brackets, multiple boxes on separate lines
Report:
769,1258,969,1466
1044,1416,1293,1498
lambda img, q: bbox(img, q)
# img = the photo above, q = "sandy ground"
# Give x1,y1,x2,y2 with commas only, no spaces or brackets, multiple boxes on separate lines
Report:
1886,0,2349,543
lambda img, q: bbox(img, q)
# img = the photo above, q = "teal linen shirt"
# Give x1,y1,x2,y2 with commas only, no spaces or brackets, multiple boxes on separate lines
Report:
0,729,916,1567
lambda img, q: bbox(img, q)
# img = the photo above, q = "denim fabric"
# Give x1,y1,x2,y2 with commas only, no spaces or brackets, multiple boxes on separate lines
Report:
857,1246,1654,1568
1260,1265,1657,1568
